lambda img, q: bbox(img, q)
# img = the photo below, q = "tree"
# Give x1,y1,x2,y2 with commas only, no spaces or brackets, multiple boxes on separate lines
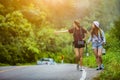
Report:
0,11,39,64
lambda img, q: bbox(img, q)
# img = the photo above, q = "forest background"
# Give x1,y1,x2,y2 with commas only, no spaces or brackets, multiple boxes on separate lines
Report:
0,0,120,79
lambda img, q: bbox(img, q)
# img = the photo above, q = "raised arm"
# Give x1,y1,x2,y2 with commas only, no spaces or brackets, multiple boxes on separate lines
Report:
55,30,68,34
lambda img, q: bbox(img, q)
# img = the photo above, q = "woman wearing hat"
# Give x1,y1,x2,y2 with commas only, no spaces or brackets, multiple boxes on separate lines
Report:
55,20,88,71
87,21,106,70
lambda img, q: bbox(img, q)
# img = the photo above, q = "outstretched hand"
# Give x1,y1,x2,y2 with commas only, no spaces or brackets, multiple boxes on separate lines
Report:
86,41,90,45
54,30,68,34
102,42,106,46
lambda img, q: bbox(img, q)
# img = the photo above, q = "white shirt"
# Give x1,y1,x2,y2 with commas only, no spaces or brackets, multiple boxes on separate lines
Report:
88,29,106,43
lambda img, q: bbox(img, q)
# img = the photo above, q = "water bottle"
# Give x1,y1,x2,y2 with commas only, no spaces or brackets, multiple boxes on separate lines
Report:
86,53,89,56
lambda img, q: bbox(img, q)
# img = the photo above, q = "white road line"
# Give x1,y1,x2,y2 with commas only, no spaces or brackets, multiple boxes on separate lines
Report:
80,69,87,80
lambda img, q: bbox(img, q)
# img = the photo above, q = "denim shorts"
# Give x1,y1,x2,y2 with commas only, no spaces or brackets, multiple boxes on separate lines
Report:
92,42,103,49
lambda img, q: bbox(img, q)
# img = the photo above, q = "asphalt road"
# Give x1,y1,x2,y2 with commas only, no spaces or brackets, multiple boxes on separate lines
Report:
0,64,101,80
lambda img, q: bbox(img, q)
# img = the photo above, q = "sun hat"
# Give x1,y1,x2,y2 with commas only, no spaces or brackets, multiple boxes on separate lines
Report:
93,21,99,28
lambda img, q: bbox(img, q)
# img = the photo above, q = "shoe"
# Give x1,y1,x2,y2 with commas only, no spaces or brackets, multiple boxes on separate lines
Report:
100,64,104,70
96,67,101,70
76,64,79,70
79,67,83,71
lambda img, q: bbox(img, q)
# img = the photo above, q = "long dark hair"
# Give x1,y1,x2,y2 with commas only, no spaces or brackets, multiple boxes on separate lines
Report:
91,24,102,37
74,20,81,28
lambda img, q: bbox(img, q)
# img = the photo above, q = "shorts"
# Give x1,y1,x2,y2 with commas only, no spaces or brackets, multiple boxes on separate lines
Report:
73,41,85,48
92,42,103,49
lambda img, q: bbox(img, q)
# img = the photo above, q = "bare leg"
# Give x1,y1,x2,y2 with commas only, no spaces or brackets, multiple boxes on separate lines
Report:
93,48,99,67
74,48,80,64
98,48,102,66
79,48,84,67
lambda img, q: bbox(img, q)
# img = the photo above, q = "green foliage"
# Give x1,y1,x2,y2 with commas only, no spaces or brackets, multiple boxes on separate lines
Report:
0,63,10,66
36,26,74,63
105,17,120,51
80,0,119,31
112,17,120,40
0,11,39,65
0,1,120,79
93,52,120,80
83,55,96,68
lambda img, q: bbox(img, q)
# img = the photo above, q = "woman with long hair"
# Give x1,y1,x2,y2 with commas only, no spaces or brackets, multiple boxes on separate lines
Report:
55,20,88,71
88,21,106,70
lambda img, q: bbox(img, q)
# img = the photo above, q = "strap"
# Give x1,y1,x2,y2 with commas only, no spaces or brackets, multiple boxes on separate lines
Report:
80,27,83,39
85,43,88,53
98,29,104,41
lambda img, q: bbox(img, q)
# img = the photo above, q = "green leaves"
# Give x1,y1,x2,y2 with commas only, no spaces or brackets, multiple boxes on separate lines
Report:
0,0,120,66
0,11,39,65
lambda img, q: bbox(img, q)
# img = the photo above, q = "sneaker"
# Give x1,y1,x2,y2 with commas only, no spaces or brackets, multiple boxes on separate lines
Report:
79,67,83,71
96,67,101,70
76,64,79,70
100,64,104,70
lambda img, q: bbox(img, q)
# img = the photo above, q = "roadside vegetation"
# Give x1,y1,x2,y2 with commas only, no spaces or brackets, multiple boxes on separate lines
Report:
0,0,120,80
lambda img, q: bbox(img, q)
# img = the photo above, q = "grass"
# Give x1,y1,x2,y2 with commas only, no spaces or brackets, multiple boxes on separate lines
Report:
82,47,120,80
15,62,36,66
0,62,36,66
88,51,120,80
0,63,10,66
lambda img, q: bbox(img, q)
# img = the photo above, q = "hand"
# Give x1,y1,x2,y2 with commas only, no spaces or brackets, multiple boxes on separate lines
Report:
87,41,90,45
83,38,85,41
102,42,106,45
54,30,68,34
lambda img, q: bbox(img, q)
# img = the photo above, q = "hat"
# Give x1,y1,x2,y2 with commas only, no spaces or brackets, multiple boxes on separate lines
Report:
93,21,99,28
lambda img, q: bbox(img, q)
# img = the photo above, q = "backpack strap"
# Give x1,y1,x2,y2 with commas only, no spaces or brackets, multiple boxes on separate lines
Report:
99,29,104,41
80,27,83,39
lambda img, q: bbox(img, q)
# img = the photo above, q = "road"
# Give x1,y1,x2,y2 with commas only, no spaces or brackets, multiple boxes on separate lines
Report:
0,64,101,80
